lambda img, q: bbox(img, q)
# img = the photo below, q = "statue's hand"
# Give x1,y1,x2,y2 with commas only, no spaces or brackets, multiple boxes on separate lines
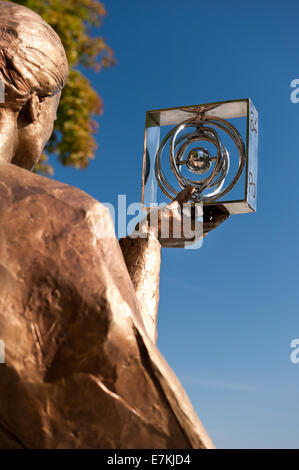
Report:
136,187,230,248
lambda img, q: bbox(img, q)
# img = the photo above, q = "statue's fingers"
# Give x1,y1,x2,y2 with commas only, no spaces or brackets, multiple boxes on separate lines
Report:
168,186,196,209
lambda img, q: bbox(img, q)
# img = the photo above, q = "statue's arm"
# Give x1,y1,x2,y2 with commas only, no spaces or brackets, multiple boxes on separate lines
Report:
119,188,196,344
119,234,161,344
119,188,229,344
118,189,191,343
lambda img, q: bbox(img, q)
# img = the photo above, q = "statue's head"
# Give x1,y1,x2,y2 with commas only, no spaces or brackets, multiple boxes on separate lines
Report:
0,1,68,170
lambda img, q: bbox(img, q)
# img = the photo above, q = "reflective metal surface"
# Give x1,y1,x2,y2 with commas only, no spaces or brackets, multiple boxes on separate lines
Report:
142,99,259,215
155,114,245,203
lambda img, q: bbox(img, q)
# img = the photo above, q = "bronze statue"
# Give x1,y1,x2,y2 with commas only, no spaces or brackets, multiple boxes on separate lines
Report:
0,2,228,449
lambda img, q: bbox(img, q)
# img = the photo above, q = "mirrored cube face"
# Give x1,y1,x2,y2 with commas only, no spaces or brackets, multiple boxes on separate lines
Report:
142,98,258,215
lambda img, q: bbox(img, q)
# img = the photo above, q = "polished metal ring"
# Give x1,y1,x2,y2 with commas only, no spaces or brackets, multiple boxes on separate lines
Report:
154,115,245,203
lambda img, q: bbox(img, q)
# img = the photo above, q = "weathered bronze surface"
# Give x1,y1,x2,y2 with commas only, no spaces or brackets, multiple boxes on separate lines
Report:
0,1,227,449
0,162,214,449
119,235,161,344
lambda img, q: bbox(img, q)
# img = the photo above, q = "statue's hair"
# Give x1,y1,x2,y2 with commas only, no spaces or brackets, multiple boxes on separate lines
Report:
0,1,69,110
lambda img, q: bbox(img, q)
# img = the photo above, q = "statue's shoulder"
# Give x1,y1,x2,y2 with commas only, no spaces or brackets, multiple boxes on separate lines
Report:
0,162,102,213
0,162,116,244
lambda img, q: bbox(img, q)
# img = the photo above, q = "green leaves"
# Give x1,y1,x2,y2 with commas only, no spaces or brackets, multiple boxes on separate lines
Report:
11,0,114,174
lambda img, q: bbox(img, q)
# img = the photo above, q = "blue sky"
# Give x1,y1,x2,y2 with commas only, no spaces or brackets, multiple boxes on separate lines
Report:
52,0,299,448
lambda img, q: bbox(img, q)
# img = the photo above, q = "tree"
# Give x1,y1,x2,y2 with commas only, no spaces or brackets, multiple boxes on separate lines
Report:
10,0,114,175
